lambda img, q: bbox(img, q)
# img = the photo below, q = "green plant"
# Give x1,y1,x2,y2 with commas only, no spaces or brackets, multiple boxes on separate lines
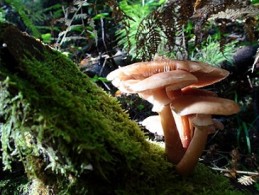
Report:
116,0,165,59
0,77,51,172
236,119,252,154
2,0,97,57
54,1,92,50
0,8,5,22
4,0,41,37
233,90,259,155
41,33,52,43
31,3,63,43
90,75,108,83
0,177,29,195
252,0,259,4
190,35,237,66
115,0,257,61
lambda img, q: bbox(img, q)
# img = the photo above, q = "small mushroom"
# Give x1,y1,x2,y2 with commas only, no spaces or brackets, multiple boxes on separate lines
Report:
141,115,163,136
170,93,240,176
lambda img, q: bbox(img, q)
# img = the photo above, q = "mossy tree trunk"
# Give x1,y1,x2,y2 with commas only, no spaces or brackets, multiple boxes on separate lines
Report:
0,23,242,194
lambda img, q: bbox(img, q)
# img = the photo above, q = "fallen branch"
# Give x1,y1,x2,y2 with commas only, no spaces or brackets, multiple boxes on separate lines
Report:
210,167,259,176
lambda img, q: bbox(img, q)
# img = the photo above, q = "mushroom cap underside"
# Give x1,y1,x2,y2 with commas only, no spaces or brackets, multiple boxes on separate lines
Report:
180,87,218,97
107,59,229,89
118,70,198,93
170,96,240,116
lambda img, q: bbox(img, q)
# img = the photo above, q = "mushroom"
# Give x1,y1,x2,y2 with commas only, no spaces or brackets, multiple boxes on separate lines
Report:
107,57,235,172
170,92,240,176
141,115,164,136
169,88,218,147
112,70,198,164
127,70,198,112
107,57,229,148
108,69,199,164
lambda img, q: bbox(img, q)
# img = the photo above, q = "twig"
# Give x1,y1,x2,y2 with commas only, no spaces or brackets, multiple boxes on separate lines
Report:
251,48,259,73
210,167,259,176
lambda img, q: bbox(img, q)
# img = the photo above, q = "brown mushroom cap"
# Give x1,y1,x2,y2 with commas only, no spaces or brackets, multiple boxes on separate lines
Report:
170,96,240,116
107,58,229,89
113,70,198,112
107,58,230,112
122,70,198,93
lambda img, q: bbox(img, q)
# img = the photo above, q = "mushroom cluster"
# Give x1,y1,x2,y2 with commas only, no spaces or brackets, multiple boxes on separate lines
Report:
107,56,240,176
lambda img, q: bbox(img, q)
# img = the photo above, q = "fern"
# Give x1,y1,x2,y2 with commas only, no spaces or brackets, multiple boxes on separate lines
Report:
0,77,34,170
116,0,166,59
55,1,89,50
4,0,41,37
191,36,237,66
115,0,257,60
209,5,259,20
238,175,259,186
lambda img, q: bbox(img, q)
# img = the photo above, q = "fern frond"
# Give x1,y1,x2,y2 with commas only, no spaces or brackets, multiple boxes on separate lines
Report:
115,0,166,59
191,36,237,65
193,0,249,19
5,0,41,37
191,0,251,44
209,5,259,20
74,13,88,20
135,16,162,60
61,36,87,43
238,175,256,186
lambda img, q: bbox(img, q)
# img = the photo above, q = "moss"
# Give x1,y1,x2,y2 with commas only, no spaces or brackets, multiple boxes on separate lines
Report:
0,23,246,194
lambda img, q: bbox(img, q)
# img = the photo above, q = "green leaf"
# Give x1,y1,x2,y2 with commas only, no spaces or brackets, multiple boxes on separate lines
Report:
251,0,259,4
90,75,108,83
41,33,52,43
93,13,109,20
0,9,5,22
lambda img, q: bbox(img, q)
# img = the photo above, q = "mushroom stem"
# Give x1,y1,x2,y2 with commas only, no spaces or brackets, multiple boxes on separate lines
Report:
159,105,185,164
167,89,192,148
175,125,209,176
172,112,192,149
180,115,192,148
182,116,192,148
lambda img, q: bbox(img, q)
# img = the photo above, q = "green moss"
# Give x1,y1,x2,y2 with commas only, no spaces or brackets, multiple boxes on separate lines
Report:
0,23,246,194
